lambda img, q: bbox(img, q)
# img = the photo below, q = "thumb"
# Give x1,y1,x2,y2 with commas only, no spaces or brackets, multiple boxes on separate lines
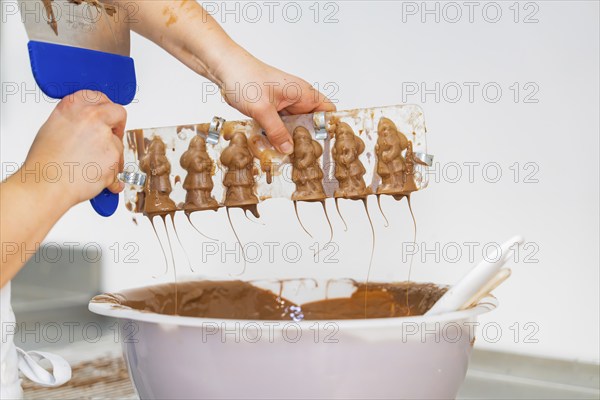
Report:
253,106,293,154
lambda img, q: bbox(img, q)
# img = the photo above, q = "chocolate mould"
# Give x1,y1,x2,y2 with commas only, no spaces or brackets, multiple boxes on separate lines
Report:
123,104,432,214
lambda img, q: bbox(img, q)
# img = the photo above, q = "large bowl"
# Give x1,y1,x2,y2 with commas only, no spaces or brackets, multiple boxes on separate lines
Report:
89,279,496,399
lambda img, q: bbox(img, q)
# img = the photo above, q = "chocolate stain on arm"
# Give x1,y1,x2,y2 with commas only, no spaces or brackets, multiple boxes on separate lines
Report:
162,4,179,27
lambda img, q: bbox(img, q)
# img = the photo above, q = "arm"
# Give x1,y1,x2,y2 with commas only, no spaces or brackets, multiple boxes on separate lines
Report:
122,0,335,153
0,91,126,287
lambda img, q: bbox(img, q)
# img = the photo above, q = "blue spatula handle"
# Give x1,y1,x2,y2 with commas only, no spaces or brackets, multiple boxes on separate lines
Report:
28,41,137,217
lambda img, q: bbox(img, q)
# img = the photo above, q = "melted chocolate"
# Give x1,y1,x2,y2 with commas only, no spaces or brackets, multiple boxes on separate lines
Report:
43,0,116,35
92,280,447,320
42,0,58,35
247,134,281,185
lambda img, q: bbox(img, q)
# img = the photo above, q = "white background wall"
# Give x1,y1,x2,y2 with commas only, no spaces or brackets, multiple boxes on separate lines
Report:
1,1,598,363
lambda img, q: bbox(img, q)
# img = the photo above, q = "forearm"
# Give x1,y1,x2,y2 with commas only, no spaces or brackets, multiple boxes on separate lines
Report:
121,0,335,153
0,169,71,287
125,0,250,85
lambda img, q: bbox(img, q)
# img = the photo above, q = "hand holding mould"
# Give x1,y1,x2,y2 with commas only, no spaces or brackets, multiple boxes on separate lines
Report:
117,0,336,154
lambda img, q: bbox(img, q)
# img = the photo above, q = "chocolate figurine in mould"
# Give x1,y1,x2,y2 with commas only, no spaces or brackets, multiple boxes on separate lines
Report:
247,134,282,185
399,141,426,196
180,135,219,213
291,126,326,201
375,117,409,195
139,137,177,216
331,121,371,199
220,132,259,216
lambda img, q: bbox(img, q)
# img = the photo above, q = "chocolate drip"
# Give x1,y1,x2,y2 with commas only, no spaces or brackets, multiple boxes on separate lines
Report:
169,215,193,273
247,134,281,185
334,198,348,232
405,196,418,313
149,216,169,277
361,198,376,318
127,129,148,213
42,0,117,36
321,201,334,246
42,0,58,35
376,195,390,228
185,214,217,242
226,208,247,276
293,201,313,238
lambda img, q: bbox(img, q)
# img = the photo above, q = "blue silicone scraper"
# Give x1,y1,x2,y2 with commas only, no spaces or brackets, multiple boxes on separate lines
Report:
19,0,136,216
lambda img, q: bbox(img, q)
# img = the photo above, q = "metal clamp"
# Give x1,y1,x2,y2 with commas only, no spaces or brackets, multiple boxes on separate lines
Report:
118,171,146,191
207,116,225,145
313,111,328,140
414,152,434,167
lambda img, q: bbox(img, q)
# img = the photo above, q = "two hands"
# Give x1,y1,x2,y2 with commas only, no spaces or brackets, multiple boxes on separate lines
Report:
24,61,334,210
1,0,334,285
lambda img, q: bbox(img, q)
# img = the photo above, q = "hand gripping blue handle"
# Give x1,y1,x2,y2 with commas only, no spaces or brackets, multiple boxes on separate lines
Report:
27,41,137,217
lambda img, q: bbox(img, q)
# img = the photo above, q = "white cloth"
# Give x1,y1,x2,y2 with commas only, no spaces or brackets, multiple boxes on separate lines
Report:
1,283,23,399
1,283,72,400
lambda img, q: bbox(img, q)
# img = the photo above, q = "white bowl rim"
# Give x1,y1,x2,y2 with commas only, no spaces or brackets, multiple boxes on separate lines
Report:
88,297,498,330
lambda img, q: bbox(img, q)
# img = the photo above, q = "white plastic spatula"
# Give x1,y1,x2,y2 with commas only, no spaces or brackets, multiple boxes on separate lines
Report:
425,235,524,316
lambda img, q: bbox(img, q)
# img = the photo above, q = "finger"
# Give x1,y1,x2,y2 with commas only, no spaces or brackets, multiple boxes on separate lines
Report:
56,91,110,117
253,105,293,154
97,103,127,140
107,136,125,194
107,180,125,194
311,94,337,112
306,85,337,112
112,135,125,172
112,134,125,168
282,86,336,115
76,90,112,106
